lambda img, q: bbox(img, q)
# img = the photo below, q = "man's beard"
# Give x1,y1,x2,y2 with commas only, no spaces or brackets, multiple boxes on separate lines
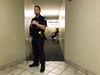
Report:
36,13,40,16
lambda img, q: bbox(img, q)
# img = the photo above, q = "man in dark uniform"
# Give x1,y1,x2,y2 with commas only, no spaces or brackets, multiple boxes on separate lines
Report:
27,5,47,72
52,28,59,41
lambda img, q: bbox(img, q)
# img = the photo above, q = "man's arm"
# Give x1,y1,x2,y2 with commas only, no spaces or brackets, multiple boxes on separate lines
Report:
32,20,46,30
28,31,31,38
55,30,59,35
27,31,31,42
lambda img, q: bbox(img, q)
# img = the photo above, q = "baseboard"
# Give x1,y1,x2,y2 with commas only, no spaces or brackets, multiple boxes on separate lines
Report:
47,38,51,39
64,58,97,75
0,58,26,71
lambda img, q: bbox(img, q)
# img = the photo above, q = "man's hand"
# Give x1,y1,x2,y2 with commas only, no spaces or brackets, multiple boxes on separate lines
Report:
32,20,38,25
27,37,30,43
32,20,46,30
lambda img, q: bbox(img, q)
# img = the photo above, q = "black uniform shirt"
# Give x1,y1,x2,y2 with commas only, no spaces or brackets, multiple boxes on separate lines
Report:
29,15,47,38
55,30,59,35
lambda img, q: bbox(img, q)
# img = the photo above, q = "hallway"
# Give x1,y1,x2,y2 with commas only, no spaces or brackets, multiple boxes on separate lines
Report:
28,39,64,61
0,61,85,75
0,0,100,75
44,39,64,61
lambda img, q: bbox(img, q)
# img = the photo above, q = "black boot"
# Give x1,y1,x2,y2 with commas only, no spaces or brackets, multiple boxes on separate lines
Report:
40,65,45,72
52,39,54,41
29,63,39,67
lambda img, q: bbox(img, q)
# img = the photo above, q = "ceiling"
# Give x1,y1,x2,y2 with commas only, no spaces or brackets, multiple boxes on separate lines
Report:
31,0,63,20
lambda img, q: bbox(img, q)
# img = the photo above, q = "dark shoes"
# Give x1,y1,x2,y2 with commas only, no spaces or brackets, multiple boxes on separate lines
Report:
52,39,54,41
29,63,45,72
29,63,39,67
40,65,45,72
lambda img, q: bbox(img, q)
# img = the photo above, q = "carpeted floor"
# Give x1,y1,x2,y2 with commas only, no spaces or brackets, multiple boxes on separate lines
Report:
27,39,64,61
44,39,64,61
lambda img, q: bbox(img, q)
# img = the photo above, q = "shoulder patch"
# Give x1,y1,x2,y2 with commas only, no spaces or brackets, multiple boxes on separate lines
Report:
44,18,47,21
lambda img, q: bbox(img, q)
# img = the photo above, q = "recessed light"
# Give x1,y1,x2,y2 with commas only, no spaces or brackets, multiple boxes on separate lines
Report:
41,11,59,15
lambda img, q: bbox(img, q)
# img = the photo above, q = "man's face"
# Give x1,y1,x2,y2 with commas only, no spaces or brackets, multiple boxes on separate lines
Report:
34,7,41,15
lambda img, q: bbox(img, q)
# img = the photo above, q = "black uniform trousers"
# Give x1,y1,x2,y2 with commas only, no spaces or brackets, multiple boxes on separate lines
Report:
31,36,45,65
52,34,57,39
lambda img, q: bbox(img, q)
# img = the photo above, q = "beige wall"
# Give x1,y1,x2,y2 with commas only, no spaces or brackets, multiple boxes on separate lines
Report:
58,0,65,54
65,0,100,75
24,0,35,57
0,0,25,66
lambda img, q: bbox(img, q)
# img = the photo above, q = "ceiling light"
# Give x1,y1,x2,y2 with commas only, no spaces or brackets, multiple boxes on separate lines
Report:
41,11,60,15
50,23,58,25
48,20,58,22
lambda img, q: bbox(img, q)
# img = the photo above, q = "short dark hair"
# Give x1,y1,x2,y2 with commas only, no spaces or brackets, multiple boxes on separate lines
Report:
56,28,58,30
34,5,41,10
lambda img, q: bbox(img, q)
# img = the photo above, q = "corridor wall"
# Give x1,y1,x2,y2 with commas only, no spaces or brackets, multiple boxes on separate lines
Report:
65,0,100,75
58,0,65,54
0,0,25,66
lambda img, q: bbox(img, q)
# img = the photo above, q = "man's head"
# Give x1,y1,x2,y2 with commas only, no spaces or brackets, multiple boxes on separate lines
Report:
34,5,41,16
56,28,58,30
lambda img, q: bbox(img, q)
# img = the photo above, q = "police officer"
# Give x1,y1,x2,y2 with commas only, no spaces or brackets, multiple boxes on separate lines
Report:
27,5,47,72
